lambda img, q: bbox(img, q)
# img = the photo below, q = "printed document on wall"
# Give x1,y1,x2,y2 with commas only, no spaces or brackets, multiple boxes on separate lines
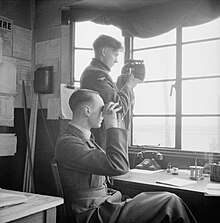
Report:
35,38,60,65
13,25,32,60
0,133,17,156
0,95,14,126
0,56,17,94
0,16,13,56
16,59,31,85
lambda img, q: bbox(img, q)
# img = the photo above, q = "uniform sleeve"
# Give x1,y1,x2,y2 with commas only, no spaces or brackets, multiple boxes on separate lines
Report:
55,128,129,176
116,74,128,90
80,70,134,118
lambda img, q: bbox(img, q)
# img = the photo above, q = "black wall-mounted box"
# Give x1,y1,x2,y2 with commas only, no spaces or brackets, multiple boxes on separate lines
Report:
34,66,54,94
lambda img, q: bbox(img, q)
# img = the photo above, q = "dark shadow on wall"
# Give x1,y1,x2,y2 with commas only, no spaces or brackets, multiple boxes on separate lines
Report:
0,108,62,196
0,108,28,191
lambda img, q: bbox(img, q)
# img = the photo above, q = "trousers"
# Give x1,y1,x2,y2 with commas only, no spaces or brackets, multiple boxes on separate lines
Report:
75,191,197,223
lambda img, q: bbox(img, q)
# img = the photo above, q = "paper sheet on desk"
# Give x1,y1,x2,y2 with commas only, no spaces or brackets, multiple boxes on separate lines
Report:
0,191,28,208
156,178,197,187
130,169,164,174
205,183,220,196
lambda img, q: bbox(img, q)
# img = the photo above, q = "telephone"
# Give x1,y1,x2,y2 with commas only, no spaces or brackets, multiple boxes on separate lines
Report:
134,151,163,171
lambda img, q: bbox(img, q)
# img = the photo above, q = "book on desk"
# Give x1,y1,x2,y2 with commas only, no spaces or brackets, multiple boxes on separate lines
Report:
0,189,28,208
0,188,64,223
205,182,220,196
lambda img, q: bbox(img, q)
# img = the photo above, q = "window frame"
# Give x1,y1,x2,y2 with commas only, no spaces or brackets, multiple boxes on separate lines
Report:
71,20,220,158
130,25,220,154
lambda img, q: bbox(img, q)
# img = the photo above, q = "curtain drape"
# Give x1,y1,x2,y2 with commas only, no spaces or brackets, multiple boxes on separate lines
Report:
69,0,220,38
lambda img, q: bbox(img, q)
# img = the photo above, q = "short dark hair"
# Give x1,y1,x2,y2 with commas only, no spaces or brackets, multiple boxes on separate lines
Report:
93,34,124,54
69,89,100,114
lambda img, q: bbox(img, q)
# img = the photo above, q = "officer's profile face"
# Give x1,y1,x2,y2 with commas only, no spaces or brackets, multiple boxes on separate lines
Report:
102,47,119,69
88,94,104,129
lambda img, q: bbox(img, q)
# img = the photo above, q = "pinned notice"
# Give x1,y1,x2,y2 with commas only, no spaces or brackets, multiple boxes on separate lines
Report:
0,57,16,94
0,16,13,56
0,133,17,156
0,95,14,126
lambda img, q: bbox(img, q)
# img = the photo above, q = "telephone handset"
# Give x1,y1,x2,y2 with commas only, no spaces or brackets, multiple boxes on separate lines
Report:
134,151,163,171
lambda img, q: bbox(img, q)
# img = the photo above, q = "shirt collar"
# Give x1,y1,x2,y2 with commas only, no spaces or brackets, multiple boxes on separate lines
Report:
91,58,111,72
69,122,91,141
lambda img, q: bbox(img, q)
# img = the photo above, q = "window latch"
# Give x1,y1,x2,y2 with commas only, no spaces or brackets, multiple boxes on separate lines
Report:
170,83,176,96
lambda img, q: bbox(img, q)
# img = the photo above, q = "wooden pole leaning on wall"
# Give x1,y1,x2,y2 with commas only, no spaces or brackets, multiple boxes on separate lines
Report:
22,81,39,192
22,0,37,193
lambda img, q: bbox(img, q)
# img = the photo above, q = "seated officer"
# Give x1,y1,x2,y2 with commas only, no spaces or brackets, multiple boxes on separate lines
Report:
54,89,197,223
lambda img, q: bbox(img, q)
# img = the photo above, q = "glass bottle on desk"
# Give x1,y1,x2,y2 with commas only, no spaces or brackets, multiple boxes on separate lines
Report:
166,162,172,173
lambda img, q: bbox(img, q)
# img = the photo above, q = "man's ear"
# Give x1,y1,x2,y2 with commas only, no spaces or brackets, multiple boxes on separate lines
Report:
84,105,91,117
101,47,106,56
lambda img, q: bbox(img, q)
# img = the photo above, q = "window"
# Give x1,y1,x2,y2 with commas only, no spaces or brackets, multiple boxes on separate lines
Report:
74,21,124,85
73,19,220,154
132,18,220,153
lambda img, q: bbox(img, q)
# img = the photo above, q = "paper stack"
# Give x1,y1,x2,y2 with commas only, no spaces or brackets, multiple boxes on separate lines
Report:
205,183,220,196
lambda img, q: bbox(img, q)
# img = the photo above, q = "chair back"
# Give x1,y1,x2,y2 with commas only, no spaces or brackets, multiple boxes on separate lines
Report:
50,158,66,223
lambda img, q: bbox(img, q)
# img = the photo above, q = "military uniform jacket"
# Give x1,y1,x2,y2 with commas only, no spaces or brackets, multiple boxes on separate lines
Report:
80,58,134,148
55,123,129,222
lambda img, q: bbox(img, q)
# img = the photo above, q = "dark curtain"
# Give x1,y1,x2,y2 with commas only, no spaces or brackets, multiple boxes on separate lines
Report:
70,0,220,38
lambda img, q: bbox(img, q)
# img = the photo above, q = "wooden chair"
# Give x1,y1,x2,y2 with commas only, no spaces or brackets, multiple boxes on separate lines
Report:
50,158,66,223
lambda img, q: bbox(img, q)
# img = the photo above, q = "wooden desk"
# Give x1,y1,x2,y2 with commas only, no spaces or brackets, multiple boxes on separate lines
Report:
112,169,220,223
0,189,63,223
113,169,210,193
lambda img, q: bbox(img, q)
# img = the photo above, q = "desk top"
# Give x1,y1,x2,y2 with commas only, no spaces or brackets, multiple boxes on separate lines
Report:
0,189,63,223
113,169,214,194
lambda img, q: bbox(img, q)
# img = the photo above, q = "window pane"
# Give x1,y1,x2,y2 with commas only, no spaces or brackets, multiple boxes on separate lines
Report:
74,82,80,88
134,46,176,81
75,21,123,48
182,117,220,153
134,82,175,115
134,29,176,48
183,18,220,42
74,50,93,81
133,117,175,147
183,78,220,114
183,40,220,78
